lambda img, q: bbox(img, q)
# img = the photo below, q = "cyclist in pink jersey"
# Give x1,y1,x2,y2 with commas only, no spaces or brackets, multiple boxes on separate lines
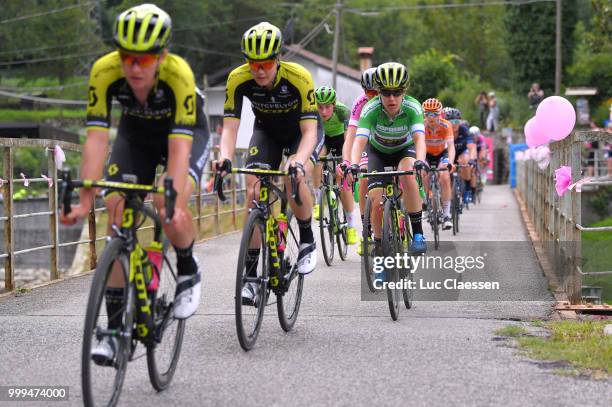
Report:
340,67,378,255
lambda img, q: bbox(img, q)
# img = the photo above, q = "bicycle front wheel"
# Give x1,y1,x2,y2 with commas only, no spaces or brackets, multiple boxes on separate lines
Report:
362,197,377,293
382,200,401,321
147,240,186,391
432,189,440,250
336,190,348,261
277,209,305,332
319,187,335,266
82,238,134,407
235,209,268,351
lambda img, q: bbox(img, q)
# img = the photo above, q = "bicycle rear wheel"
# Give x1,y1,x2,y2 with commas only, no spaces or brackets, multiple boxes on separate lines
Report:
362,197,377,293
82,238,134,407
336,190,348,261
235,209,268,351
277,209,304,332
147,240,186,391
319,187,335,266
383,200,401,321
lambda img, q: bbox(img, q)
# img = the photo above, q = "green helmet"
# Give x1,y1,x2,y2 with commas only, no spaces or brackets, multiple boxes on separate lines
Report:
113,4,171,53
241,22,283,61
375,62,409,90
315,86,337,105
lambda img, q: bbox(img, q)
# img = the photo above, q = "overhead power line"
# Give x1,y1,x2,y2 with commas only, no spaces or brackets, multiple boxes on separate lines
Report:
0,50,108,67
173,45,242,57
0,2,95,24
345,0,555,14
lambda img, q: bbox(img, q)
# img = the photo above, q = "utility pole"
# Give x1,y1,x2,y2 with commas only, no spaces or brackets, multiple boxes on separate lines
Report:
331,0,342,89
555,0,562,95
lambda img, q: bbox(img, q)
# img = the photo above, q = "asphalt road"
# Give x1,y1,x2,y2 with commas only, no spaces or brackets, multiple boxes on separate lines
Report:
0,185,610,406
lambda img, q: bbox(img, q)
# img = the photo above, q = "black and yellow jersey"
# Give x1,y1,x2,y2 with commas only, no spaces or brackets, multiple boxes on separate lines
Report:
224,61,318,134
86,51,199,140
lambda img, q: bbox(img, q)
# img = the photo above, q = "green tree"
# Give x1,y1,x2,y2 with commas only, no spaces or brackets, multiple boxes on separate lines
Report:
504,0,578,95
408,49,458,103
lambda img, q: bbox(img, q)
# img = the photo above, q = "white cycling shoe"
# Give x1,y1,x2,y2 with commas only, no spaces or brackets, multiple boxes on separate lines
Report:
91,336,118,366
173,259,202,319
297,242,317,274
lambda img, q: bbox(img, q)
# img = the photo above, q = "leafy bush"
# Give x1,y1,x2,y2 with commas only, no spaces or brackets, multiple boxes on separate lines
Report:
408,49,459,103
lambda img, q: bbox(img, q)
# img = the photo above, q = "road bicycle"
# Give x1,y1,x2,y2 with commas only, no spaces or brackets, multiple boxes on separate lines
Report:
216,167,304,351
424,166,450,250
360,168,421,320
59,171,184,407
317,155,348,266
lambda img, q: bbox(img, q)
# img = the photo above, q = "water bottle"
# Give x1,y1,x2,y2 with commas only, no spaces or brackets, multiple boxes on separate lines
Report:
145,241,163,292
276,214,288,252
328,190,337,209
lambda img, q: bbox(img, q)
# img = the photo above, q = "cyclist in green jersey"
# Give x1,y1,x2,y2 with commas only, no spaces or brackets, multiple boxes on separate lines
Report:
312,86,358,245
348,62,428,255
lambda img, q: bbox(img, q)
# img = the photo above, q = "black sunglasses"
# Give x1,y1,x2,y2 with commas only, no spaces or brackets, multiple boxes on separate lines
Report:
380,89,404,97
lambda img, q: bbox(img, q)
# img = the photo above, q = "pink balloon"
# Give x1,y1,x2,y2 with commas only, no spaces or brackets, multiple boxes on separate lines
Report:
536,96,576,141
524,117,548,147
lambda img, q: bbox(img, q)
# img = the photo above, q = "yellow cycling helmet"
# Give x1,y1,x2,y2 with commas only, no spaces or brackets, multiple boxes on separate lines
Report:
113,4,172,54
241,22,283,61
375,62,409,90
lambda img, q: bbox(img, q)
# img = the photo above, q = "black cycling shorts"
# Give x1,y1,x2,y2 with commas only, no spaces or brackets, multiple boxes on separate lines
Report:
245,119,325,170
426,150,449,168
366,144,416,191
323,135,344,157
105,97,210,192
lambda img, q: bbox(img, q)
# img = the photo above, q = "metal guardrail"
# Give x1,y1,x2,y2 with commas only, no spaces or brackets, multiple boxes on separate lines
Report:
516,130,611,304
1,137,249,293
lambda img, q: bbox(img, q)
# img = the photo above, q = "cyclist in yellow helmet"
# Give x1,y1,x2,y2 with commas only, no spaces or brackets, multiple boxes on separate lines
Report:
217,22,323,305
348,62,428,255
60,3,209,363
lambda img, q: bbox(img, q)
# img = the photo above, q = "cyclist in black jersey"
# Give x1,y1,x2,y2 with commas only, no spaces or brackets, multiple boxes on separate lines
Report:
216,22,322,304
444,107,477,202
60,4,208,363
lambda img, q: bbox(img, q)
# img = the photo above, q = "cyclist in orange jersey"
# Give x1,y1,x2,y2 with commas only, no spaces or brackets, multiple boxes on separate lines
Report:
422,98,454,230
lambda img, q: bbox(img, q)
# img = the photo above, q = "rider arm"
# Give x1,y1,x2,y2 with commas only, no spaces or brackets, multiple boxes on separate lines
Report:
296,119,318,166
343,126,356,163
413,131,426,162
220,67,246,162
445,126,455,164
166,136,193,206
79,129,110,209
220,118,240,162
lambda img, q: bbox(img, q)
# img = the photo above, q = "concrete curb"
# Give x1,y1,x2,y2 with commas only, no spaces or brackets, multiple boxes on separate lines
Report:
513,189,577,320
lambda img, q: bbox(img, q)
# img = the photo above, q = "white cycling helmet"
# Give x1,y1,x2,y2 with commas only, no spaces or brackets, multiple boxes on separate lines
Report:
469,126,481,136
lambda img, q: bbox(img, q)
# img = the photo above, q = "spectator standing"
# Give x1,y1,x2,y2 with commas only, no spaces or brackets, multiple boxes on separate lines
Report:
474,91,488,129
527,83,544,109
486,92,500,133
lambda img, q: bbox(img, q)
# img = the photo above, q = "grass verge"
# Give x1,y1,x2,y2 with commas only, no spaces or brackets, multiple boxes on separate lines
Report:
515,320,612,378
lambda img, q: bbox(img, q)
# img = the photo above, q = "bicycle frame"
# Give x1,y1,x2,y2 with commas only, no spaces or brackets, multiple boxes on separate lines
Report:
234,168,295,295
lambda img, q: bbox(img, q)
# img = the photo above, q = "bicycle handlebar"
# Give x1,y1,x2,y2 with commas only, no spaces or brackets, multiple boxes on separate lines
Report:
58,170,176,223
214,167,301,206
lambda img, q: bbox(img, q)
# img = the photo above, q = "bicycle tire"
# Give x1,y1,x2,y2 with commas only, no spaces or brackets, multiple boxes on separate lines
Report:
319,187,335,266
277,209,304,332
82,238,133,407
146,241,186,391
235,209,268,351
432,187,440,250
383,199,401,321
399,208,414,309
336,190,348,261
362,197,377,293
